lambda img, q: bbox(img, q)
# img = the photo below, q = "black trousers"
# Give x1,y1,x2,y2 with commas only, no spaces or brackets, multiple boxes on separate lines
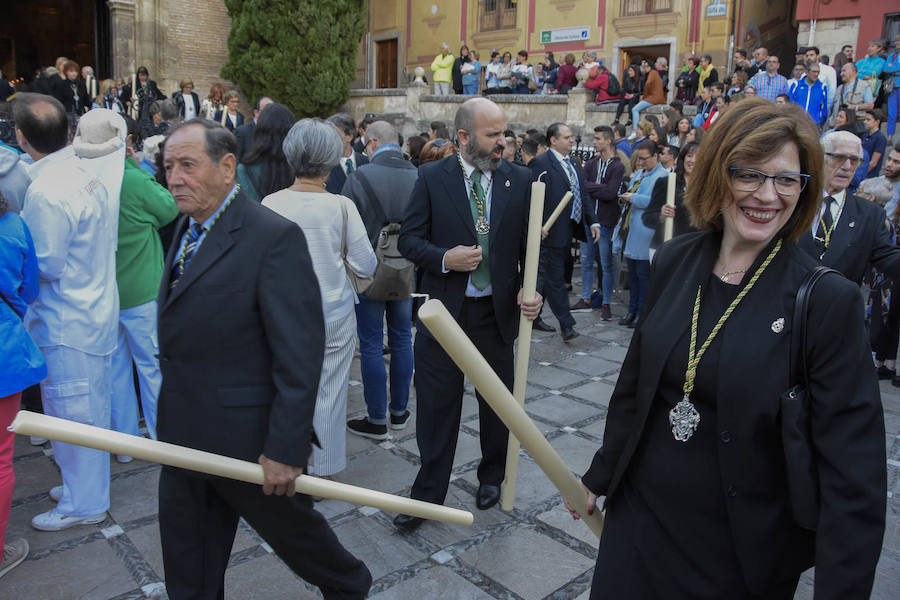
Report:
537,245,576,329
158,467,371,600
410,297,512,504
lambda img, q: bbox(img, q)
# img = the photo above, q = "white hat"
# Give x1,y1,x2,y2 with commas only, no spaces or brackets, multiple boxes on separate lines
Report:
73,108,127,159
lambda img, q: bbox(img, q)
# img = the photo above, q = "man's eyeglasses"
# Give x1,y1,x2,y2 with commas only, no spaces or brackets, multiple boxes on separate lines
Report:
825,152,862,167
729,168,810,196
634,154,652,162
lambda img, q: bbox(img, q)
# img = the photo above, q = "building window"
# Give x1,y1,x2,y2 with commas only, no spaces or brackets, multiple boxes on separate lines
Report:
480,0,516,32
621,0,673,17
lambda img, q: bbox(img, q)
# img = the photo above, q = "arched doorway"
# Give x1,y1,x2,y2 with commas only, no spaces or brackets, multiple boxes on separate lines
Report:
0,0,111,84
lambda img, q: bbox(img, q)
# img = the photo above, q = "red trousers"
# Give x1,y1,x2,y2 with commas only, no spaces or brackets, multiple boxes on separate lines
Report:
0,392,21,555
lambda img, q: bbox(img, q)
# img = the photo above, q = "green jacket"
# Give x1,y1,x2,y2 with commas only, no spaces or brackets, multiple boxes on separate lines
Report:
431,52,455,83
117,157,179,309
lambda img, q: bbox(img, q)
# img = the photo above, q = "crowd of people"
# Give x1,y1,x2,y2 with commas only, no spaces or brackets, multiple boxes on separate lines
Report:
0,38,896,600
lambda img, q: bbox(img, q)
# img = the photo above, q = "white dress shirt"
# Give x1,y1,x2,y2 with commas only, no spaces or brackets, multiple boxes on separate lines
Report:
183,95,197,121
22,146,119,355
262,190,376,322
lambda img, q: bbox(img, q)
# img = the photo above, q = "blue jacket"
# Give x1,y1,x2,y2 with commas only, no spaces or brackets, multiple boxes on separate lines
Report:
615,162,668,260
791,78,828,125
0,211,46,397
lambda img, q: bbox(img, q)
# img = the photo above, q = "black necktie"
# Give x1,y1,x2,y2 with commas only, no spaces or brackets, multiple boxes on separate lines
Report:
816,196,835,256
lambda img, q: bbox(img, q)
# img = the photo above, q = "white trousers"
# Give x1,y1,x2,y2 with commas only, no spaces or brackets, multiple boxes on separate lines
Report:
41,345,111,516
310,312,357,477
110,300,161,440
434,81,451,95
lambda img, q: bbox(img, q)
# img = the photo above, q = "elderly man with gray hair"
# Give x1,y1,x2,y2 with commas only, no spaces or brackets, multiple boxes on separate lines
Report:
797,130,900,285
263,118,376,480
431,42,455,95
157,118,372,598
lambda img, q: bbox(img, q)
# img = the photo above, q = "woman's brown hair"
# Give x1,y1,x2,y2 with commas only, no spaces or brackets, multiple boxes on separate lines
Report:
207,83,225,102
684,98,823,241
418,139,457,165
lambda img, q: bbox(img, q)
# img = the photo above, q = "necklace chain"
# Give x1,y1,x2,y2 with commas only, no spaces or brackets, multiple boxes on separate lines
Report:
457,153,493,221
684,239,782,397
175,184,241,279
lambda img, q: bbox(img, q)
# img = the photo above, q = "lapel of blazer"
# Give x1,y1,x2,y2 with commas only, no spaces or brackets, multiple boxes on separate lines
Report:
159,214,187,313
440,156,477,240
489,160,512,245
822,193,860,265
549,153,574,194
162,194,243,310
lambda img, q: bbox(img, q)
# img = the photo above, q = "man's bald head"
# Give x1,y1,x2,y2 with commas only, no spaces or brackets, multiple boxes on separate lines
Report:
455,97,504,136
13,93,68,158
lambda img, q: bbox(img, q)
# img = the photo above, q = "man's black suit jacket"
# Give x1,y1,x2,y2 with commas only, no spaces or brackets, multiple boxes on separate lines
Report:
234,121,256,161
583,231,885,598
326,151,368,194
398,155,530,346
798,192,900,284
156,192,326,468
528,151,599,248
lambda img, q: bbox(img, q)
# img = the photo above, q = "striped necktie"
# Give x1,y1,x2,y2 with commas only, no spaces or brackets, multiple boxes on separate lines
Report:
171,222,205,287
563,156,582,220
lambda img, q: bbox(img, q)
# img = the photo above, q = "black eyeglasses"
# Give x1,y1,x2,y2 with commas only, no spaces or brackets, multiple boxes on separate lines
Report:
729,168,810,196
825,152,862,166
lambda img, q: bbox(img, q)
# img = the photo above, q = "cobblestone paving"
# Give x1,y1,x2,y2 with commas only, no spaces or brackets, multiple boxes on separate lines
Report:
2,287,898,599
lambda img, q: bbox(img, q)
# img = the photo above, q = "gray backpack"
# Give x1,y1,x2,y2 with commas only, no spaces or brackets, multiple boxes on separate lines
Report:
354,172,415,301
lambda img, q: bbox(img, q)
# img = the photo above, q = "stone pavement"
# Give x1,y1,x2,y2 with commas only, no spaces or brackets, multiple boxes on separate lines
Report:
2,287,899,600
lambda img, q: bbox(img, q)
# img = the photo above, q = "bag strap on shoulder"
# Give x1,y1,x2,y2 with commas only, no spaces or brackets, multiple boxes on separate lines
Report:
790,266,841,388
353,169,389,225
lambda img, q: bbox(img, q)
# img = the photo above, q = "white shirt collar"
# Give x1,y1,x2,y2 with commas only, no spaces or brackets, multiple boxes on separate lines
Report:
550,148,569,164
824,189,846,204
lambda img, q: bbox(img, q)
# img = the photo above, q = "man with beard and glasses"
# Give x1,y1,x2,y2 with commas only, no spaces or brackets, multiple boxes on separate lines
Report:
395,98,543,530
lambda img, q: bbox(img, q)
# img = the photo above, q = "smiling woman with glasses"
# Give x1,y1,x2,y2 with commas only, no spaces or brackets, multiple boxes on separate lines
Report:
568,98,885,600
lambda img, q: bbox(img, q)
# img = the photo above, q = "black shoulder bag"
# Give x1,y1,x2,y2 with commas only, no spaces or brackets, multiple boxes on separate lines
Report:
780,266,839,531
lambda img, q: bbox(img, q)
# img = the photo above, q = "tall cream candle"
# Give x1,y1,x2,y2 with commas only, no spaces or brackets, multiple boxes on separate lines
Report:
417,300,604,537
541,191,573,236
8,411,473,526
501,180,545,511
663,172,676,242
131,73,138,118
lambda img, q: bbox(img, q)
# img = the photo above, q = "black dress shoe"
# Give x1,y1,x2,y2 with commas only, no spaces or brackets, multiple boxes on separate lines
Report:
561,325,580,342
877,365,893,380
475,483,501,510
393,513,424,531
892,375,900,388
618,313,636,327
532,318,555,332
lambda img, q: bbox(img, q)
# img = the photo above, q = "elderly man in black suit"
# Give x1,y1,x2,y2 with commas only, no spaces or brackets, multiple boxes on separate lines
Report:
395,97,543,530
798,130,900,284
529,122,602,340
325,113,369,194
156,119,371,599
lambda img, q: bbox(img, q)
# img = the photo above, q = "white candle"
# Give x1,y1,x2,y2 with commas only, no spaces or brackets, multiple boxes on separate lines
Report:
8,411,473,526
501,180,545,511
542,191,573,236
663,172,676,242
417,300,604,537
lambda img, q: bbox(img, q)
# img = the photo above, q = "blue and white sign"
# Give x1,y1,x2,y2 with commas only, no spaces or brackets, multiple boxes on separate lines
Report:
540,27,590,44
706,0,727,18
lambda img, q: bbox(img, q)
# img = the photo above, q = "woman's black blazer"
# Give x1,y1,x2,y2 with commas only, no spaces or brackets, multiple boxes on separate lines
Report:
582,231,886,598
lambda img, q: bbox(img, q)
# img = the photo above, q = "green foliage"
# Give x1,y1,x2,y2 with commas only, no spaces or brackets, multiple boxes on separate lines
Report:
222,0,366,118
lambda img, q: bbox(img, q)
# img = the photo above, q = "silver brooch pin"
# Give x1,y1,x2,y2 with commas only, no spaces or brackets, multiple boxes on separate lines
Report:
849,221,855,228
771,318,785,333
505,179,510,188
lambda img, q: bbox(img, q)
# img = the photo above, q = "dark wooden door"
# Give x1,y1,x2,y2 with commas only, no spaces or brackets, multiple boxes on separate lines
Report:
376,39,398,88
